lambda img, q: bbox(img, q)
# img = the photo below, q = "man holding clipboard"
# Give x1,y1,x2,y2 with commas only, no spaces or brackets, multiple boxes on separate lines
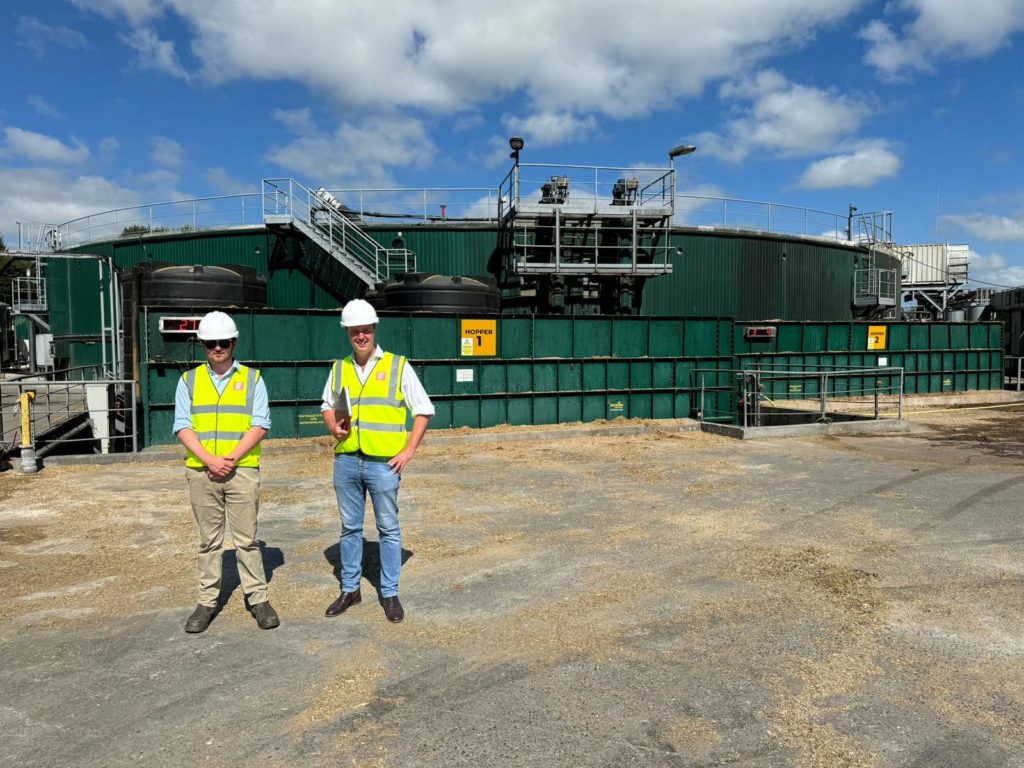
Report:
320,299,434,623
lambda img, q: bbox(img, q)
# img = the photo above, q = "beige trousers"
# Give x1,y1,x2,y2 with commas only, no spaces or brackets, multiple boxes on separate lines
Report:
186,466,269,607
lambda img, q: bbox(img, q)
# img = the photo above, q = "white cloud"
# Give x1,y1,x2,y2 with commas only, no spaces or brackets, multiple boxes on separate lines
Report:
797,140,901,189
966,248,1024,288
28,95,63,119
15,16,90,58
265,116,438,187
452,113,485,133
88,0,862,118
944,213,1024,242
860,0,1024,81
99,137,121,155
70,0,164,25
695,70,871,163
206,167,253,195
271,108,316,135
122,27,190,80
502,112,598,147
0,167,140,241
150,136,186,169
1,128,90,164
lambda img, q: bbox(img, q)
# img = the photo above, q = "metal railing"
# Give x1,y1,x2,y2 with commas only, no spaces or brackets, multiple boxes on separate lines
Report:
499,162,675,220
32,193,263,249
327,187,500,223
675,196,851,241
1,366,137,457
853,267,899,305
695,363,905,427
30,184,868,251
13,275,47,313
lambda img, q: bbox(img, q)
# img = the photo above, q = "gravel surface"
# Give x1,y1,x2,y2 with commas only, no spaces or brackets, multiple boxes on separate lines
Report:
1,410,1023,767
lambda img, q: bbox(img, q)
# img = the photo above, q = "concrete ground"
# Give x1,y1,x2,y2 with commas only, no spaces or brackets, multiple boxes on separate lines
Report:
2,406,1024,767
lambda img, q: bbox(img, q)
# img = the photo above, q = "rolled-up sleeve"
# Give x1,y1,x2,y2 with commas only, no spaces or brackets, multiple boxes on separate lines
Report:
320,373,335,413
401,362,434,417
251,375,272,431
172,376,192,435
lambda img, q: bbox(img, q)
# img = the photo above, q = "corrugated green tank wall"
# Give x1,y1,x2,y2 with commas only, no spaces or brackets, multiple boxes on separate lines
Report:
57,223,891,350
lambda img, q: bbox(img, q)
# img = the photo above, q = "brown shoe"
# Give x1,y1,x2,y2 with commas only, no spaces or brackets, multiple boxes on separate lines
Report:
325,589,362,617
382,596,404,623
185,604,218,634
250,600,280,630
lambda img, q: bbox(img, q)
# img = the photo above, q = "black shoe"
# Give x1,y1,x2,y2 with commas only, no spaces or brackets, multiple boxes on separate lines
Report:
382,596,404,623
325,589,362,617
185,604,218,634
250,601,280,630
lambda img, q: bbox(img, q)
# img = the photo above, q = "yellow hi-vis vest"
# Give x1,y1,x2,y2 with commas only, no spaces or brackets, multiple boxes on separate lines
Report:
332,352,408,458
183,364,262,468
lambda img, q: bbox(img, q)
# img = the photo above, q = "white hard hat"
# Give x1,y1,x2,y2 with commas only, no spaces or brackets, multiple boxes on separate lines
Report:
340,299,379,327
196,311,239,340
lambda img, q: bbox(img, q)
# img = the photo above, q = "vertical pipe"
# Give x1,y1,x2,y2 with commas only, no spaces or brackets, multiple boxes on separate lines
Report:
820,372,828,420
700,371,705,422
98,262,107,374
898,369,904,419
555,207,560,270
132,381,138,453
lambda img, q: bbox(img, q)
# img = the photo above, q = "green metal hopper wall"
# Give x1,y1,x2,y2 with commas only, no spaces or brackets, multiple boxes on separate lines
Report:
140,310,1001,447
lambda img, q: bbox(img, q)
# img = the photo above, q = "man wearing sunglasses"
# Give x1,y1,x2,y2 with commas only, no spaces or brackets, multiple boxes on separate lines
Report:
172,310,279,633
321,299,433,623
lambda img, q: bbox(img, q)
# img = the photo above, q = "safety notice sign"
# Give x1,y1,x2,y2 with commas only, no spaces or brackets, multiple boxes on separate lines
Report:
867,325,887,350
460,319,497,356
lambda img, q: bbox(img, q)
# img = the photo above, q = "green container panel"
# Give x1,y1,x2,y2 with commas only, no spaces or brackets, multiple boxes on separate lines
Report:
606,362,629,390
612,318,649,358
558,395,583,423
500,318,533,358
888,324,910,351
950,324,969,350
910,324,930,351
535,318,572,358
559,362,582,392
573,318,612,358
649,320,683,357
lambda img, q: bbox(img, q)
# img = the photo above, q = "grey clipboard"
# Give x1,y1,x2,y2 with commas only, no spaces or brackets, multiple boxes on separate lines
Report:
333,386,352,421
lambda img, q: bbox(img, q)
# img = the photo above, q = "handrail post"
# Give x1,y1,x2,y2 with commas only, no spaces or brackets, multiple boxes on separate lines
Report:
700,371,705,422
898,369,905,419
820,372,828,420
19,390,38,474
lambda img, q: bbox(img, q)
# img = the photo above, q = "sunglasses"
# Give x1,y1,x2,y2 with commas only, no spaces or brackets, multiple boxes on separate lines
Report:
203,339,234,350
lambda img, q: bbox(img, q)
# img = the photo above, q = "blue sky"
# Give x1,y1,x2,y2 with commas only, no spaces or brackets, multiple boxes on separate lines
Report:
3,0,1024,287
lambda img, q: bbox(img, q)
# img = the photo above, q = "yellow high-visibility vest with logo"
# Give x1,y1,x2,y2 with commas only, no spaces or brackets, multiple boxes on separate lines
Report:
183,364,262,468
332,352,408,458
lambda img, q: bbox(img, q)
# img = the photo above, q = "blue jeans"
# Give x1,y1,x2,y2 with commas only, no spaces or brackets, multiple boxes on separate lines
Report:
333,453,402,597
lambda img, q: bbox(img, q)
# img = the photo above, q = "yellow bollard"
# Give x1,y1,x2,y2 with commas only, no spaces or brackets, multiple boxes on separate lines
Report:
20,391,38,474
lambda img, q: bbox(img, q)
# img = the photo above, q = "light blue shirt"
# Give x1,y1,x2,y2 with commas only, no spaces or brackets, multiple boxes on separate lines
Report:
172,360,272,435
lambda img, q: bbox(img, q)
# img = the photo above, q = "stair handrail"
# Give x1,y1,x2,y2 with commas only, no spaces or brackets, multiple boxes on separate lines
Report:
262,178,413,283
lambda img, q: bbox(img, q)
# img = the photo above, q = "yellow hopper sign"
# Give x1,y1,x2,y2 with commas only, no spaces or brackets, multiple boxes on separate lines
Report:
460,319,497,356
867,325,887,350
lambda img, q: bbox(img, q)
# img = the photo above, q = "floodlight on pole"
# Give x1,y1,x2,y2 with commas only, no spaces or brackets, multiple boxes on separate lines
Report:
668,144,697,158
509,136,524,163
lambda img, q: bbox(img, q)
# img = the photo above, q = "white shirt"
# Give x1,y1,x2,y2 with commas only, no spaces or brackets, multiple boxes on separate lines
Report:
320,345,435,417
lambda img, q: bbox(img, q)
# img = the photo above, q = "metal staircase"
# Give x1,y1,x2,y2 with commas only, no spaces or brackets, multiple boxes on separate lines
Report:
851,211,898,313
262,179,414,288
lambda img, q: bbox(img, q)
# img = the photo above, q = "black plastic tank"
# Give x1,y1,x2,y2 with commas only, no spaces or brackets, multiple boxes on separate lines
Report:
130,263,268,308
379,273,500,314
